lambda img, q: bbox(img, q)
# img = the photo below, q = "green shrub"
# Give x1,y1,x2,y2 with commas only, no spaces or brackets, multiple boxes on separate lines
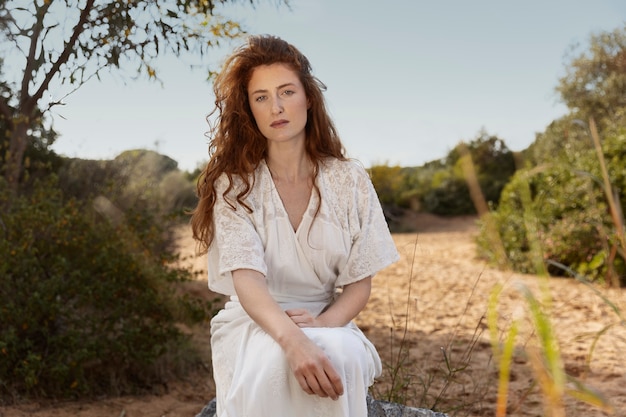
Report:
414,131,517,216
58,149,197,219
0,175,213,402
477,130,626,285
422,175,475,215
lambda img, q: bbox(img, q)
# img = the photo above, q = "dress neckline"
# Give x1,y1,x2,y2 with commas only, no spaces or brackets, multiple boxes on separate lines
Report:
262,160,316,235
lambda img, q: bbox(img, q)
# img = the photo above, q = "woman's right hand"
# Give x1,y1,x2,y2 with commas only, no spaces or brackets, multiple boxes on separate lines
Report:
283,334,344,400
232,269,344,399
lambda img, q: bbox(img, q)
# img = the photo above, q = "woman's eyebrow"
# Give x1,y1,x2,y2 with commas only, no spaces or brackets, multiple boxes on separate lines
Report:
250,82,297,95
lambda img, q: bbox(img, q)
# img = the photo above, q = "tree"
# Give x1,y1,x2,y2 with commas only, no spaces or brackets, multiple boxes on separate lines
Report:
421,130,517,215
556,26,626,134
368,163,405,206
0,0,275,190
526,114,594,168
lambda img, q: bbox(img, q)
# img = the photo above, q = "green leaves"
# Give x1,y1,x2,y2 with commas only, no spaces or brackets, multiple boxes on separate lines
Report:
478,122,626,285
0,174,214,400
557,27,626,132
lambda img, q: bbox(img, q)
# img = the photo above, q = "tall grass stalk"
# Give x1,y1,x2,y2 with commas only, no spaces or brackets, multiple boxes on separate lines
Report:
458,142,509,269
426,271,488,415
460,135,618,415
375,234,490,415
588,117,626,286
520,283,567,417
381,234,418,403
484,261,613,415
547,259,625,377
487,284,518,417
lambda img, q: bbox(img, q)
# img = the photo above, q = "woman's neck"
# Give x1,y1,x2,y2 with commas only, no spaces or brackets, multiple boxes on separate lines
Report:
266,148,313,184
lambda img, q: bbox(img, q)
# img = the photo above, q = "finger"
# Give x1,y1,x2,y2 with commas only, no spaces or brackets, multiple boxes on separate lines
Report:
305,375,328,398
296,374,314,395
326,369,344,397
314,374,338,400
306,360,342,400
285,308,306,317
322,361,344,398
287,315,305,326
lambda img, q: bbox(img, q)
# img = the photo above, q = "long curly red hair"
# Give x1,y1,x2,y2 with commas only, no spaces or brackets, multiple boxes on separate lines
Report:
190,34,346,253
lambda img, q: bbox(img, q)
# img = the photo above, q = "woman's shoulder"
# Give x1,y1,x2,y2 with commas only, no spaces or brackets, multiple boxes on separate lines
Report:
320,158,370,189
214,164,265,198
320,158,370,200
320,157,368,177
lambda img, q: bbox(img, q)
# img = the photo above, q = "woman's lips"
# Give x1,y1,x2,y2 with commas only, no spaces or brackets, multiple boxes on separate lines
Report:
270,119,289,128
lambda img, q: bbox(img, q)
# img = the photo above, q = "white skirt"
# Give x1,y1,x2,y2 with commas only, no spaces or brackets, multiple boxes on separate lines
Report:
210,300,382,417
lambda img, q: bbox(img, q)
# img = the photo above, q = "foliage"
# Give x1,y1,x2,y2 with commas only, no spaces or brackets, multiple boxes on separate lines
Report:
368,163,406,206
478,26,626,286
414,130,517,216
367,131,517,219
525,115,593,167
58,149,197,219
488,282,614,417
456,132,518,207
369,161,438,212
556,26,626,133
421,169,474,216
0,57,61,181
0,174,214,401
477,129,626,285
112,149,198,216
0,0,275,188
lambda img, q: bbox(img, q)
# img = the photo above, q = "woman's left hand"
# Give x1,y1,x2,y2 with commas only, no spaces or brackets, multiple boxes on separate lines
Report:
286,309,322,328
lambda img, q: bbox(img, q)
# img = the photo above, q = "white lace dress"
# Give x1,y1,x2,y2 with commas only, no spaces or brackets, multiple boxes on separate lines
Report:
207,158,399,417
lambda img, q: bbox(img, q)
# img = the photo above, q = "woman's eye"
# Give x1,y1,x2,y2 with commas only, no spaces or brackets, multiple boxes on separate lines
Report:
281,90,294,96
255,96,267,102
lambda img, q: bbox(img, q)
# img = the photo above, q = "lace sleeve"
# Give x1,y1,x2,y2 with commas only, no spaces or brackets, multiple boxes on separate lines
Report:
207,175,267,296
335,162,400,287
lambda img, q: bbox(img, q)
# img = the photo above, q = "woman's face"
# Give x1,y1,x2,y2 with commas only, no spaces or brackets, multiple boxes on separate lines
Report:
247,63,309,147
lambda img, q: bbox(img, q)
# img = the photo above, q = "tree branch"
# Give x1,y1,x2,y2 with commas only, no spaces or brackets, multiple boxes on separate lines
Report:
25,0,95,116
43,69,101,113
20,0,52,107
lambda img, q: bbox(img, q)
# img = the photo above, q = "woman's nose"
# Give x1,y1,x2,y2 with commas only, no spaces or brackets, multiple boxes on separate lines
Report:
271,97,284,114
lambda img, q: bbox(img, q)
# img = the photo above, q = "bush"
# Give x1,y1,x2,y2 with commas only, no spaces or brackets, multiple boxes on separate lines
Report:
477,130,626,285
421,175,475,215
0,175,213,402
411,131,517,216
58,149,197,219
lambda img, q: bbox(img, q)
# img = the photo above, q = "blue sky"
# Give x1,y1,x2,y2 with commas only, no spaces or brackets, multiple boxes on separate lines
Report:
41,0,626,171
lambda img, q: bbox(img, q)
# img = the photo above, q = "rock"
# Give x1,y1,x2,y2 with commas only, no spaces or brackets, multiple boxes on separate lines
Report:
195,395,449,417
196,399,217,417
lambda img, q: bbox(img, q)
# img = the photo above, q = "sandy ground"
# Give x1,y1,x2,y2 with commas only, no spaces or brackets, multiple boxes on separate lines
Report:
3,214,626,417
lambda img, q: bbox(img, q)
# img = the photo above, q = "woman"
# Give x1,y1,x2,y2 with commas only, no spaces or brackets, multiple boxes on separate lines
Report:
191,34,399,416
